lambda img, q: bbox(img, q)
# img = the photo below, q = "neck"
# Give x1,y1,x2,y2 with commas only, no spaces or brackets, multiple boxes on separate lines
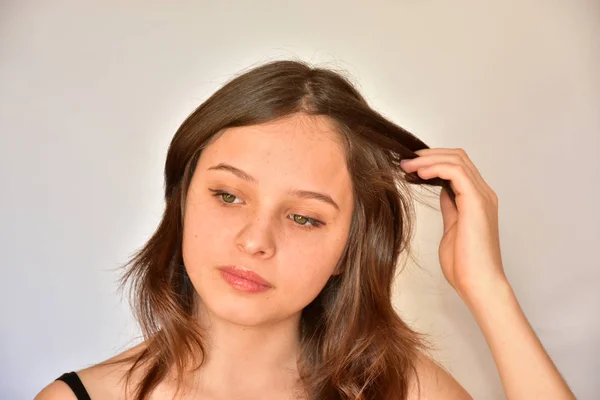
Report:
188,298,303,397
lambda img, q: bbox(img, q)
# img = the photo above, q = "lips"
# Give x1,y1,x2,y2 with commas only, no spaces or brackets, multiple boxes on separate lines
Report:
217,266,273,287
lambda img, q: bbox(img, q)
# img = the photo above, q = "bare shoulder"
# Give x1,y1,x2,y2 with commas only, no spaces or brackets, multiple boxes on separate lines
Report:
34,380,79,400
34,341,148,400
407,351,472,400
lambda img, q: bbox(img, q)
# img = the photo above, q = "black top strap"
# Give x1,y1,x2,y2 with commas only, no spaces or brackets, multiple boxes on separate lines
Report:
55,371,92,400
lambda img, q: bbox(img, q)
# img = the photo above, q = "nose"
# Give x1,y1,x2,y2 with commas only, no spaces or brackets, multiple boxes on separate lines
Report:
235,215,276,259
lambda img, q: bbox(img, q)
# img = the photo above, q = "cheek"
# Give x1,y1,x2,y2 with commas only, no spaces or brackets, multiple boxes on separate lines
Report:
182,202,233,278
277,233,347,307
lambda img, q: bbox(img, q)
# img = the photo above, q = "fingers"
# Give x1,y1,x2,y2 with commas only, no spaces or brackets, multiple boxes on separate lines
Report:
414,148,486,188
403,148,497,203
405,161,479,200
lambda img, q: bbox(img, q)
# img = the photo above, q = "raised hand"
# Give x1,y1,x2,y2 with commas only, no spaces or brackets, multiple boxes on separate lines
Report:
400,148,506,300
401,147,575,399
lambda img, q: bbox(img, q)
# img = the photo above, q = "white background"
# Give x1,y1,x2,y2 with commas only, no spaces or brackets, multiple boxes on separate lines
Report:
1,1,599,399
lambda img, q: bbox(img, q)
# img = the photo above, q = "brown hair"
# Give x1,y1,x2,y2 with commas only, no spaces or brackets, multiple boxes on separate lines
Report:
106,59,456,399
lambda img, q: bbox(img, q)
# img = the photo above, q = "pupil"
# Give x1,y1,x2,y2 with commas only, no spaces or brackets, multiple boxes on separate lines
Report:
295,215,307,224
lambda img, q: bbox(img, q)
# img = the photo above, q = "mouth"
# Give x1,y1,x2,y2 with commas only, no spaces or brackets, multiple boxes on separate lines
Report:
217,266,273,293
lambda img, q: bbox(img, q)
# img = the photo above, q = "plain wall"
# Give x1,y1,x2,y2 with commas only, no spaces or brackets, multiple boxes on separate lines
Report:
1,1,599,398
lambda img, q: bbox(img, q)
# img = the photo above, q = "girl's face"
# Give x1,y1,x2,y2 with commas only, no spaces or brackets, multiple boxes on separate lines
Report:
182,114,354,327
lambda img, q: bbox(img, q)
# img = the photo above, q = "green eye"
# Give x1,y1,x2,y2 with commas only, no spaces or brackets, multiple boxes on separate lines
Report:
221,193,237,203
293,215,309,225
290,214,324,229
209,189,240,204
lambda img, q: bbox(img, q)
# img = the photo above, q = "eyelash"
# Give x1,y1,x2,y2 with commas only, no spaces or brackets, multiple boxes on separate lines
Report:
208,189,325,230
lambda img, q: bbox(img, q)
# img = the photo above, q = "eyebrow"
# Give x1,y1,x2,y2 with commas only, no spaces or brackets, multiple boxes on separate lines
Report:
208,163,258,184
207,163,340,211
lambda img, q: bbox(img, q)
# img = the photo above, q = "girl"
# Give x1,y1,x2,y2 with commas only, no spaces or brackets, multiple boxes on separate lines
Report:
36,60,574,400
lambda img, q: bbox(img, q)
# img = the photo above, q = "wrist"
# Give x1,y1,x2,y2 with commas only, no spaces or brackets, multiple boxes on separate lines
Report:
457,273,515,311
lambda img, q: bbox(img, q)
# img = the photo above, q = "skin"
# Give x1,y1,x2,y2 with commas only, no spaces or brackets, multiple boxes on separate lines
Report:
35,114,573,399
401,150,575,399
179,113,355,398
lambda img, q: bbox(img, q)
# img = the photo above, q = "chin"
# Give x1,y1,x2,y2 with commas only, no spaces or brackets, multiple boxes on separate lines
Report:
196,287,277,327
214,300,279,327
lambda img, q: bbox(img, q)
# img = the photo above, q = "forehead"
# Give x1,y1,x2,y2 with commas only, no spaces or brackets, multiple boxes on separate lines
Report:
198,114,351,195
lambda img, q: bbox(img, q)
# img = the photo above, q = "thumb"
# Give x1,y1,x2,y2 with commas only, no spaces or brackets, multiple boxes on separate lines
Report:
440,187,458,233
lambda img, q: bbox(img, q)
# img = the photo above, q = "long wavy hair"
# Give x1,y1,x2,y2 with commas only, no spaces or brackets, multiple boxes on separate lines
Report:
104,59,456,400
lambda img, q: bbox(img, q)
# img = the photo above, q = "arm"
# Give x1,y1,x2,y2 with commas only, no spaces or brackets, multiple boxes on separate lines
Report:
463,278,574,399
401,148,575,399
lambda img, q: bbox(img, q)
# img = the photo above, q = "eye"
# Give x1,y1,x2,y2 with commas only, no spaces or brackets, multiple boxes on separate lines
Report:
289,214,325,229
209,189,243,204
221,193,237,203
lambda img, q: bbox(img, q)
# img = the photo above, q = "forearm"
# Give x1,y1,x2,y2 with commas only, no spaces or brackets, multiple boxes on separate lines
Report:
463,278,574,400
